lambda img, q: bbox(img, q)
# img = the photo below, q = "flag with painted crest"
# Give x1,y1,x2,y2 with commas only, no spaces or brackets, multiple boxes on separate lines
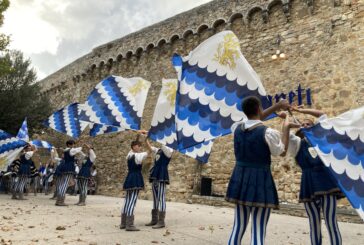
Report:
79,75,151,132
148,79,214,163
303,106,364,221
0,129,27,170
16,118,30,142
43,103,88,138
30,140,53,151
89,123,125,137
172,31,272,150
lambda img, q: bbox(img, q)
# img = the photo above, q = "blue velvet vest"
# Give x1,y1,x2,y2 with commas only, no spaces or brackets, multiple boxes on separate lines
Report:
295,139,323,170
234,124,271,167
127,155,142,173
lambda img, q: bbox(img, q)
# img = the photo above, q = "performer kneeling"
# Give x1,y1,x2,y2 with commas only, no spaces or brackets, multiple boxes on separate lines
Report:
144,139,173,229
14,144,37,200
225,97,291,245
120,136,149,231
76,144,96,206
56,140,82,206
287,107,343,245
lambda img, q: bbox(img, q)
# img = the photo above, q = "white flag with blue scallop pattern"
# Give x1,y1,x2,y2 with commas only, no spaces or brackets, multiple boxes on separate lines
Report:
43,103,88,138
148,79,214,163
0,129,27,170
16,118,30,142
172,31,272,150
303,106,364,221
79,76,151,131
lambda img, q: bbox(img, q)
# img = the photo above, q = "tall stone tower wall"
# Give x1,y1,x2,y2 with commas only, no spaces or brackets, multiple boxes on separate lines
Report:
39,0,364,205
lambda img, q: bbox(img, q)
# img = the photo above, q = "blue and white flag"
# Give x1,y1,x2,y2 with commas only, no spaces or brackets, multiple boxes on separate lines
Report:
30,140,53,151
0,129,27,170
79,76,151,131
16,118,30,142
43,103,88,138
89,123,125,137
148,79,214,163
172,31,272,150
303,106,364,221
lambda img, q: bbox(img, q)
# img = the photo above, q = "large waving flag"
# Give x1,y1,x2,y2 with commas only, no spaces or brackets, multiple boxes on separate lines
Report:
30,140,53,151
303,106,364,221
0,129,27,170
43,103,88,138
16,118,29,142
79,76,151,131
89,123,125,137
148,79,214,163
172,31,272,150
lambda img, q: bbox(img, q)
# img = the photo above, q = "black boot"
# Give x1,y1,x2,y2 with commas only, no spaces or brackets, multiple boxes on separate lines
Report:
145,209,158,226
120,213,126,229
125,215,140,231
152,211,166,229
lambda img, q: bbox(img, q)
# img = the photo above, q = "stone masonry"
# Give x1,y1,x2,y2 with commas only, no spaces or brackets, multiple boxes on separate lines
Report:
38,0,364,212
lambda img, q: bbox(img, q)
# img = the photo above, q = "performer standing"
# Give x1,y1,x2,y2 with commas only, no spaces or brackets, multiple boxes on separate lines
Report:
75,144,96,206
225,97,292,245
144,140,173,229
56,140,82,206
13,144,37,200
120,134,149,231
287,107,343,245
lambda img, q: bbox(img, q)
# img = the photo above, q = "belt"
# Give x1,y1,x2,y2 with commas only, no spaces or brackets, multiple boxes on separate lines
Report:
236,161,270,170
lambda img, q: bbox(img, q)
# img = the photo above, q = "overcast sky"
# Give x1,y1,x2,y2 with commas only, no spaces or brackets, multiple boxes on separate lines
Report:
1,0,211,80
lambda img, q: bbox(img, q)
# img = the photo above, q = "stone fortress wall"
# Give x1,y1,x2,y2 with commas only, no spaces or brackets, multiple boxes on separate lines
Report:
38,0,364,211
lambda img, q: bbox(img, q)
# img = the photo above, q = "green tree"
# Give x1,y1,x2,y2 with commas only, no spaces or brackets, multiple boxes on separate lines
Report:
0,50,53,135
0,0,10,75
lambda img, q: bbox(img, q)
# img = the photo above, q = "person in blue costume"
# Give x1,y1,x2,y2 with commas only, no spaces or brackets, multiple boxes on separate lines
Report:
56,140,83,206
225,97,293,245
120,132,150,232
8,159,20,197
13,144,38,200
50,149,63,200
287,107,343,245
144,139,174,229
75,144,96,206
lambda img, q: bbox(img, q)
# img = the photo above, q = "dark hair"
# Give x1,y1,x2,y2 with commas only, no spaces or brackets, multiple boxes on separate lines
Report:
242,96,261,118
131,141,141,149
66,140,76,147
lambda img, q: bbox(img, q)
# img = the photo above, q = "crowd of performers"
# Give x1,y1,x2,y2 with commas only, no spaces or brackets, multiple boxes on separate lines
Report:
0,97,347,244
0,142,98,205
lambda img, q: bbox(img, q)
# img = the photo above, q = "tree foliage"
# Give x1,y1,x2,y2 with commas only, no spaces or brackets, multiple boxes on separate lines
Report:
0,0,10,75
0,50,53,135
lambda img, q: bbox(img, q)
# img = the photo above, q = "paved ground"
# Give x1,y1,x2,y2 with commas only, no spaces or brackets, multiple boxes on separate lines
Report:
0,194,362,245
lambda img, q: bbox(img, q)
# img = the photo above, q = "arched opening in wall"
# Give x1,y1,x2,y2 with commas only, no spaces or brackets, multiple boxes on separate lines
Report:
146,43,155,52
157,39,167,48
182,30,194,39
197,24,209,34
125,51,133,59
107,58,114,69
229,13,244,34
169,34,180,44
212,19,227,32
267,0,288,25
247,6,265,30
135,47,143,57
116,54,123,62
90,64,97,73
98,60,105,69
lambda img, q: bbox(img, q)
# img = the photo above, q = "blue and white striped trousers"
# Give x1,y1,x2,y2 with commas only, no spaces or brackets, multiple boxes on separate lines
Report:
228,205,271,245
304,195,342,245
122,190,140,216
78,178,88,198
152,181,167,212
15,176,28,194
57,174,72,198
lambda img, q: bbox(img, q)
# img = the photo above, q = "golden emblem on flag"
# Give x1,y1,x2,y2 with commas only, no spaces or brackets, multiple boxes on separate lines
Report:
0,156,7,170
129,80,148,96
163,81,177,106
214,33,240,69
